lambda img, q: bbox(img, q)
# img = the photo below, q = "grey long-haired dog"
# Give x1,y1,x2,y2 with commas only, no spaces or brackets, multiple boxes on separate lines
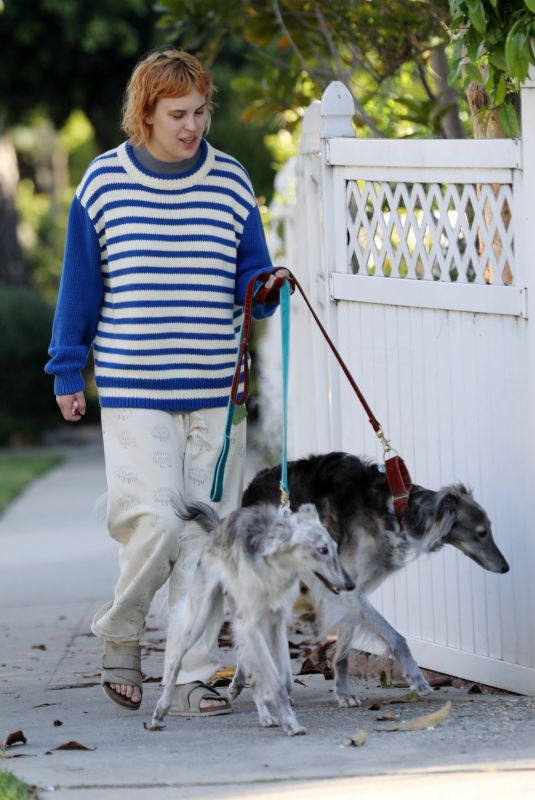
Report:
242,452,510,708
150,495,354,736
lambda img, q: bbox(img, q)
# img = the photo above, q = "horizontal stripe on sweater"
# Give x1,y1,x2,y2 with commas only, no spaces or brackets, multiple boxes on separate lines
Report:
101,300,234,310
93,344,238,356
95,360,236,372
103,283,234,294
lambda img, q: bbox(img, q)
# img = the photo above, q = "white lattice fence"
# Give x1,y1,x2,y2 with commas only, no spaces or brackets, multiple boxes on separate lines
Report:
258,78,535,694
346,180,514,285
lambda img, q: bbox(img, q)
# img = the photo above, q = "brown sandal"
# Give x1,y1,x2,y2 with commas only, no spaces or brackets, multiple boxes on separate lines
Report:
168,681,232,716
101,641,143,710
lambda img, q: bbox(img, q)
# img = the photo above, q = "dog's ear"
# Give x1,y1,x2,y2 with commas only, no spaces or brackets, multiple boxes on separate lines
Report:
262,523,293,557
276,505,292,522
436,490,459,525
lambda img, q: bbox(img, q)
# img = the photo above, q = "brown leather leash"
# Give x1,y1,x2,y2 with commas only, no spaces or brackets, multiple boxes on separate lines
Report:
232,269,412,526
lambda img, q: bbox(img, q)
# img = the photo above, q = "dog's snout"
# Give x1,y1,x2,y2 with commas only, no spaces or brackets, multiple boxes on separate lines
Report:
500,561,510,574
343,569,355,592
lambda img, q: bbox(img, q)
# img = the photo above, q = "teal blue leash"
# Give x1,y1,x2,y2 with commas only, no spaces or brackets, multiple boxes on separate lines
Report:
209,341,241,503
279,279,291,505
210,278,292,507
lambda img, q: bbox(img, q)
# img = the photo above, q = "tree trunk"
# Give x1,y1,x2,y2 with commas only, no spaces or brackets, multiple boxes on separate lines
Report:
0,135,28,286
430,45,465,139
465,82,511,285
465,81,505,139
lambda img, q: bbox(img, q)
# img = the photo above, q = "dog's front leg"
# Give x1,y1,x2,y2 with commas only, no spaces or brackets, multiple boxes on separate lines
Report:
269,610,294,703
228,660,247,702
355,595,433,696
232,619,277,727
149,581,220,729
242,621,306,736
333,618,361,708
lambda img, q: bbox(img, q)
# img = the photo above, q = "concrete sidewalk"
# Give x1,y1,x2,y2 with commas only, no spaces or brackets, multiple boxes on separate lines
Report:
1,429,535,799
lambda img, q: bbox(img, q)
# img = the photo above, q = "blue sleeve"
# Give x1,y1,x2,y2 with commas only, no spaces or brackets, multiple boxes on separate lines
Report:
44,196,104,395
235,204,277,321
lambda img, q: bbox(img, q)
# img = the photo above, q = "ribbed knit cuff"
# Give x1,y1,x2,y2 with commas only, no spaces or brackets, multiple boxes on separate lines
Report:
53,372,85,397
253,301,278,320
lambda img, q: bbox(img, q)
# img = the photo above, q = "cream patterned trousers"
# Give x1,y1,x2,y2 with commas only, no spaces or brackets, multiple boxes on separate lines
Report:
92,407,246,684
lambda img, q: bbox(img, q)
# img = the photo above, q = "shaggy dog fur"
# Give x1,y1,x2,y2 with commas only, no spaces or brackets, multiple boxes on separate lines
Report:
243,452,509,706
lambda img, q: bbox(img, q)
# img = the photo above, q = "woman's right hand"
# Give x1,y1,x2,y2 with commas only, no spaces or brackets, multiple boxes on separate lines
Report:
56,392,86,422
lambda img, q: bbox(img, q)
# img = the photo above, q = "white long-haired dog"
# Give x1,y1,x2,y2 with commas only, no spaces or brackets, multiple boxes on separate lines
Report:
149,495,354,736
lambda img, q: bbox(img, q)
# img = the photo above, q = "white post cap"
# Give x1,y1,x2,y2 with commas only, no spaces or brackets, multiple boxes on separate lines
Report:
320,81,356,138
299,100,321,154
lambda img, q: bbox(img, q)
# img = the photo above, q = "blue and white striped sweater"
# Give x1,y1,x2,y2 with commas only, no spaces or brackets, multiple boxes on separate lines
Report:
46,139,276,409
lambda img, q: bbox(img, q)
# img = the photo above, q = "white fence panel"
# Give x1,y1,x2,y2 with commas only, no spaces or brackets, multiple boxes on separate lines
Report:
259,75,535,694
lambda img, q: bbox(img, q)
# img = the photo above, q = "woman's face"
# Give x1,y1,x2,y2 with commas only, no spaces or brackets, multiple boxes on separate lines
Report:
145,89,209,162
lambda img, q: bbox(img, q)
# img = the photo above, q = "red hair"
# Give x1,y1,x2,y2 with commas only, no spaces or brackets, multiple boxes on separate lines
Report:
122,49,214,146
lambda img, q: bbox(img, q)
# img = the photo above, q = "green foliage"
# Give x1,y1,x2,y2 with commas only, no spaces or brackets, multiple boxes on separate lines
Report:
204,57,277,201
16,179,71,304
14,111,98,302
0,770,35,800
157,0,467,139
0,286,58,444
0,0,162,148
449,0,535,135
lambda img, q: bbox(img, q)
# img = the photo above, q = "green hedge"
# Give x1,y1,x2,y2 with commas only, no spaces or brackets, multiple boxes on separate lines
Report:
0,285,58,444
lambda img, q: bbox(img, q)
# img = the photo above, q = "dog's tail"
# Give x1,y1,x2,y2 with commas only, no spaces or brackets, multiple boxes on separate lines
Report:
170,492,222,534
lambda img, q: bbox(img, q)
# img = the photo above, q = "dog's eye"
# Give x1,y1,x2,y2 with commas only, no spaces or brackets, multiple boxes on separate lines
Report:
476,527,488,539
317,545,329,555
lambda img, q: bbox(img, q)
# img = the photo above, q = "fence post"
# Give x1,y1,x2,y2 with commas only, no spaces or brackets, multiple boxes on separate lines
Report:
318,81,356,450
286,99,330,457
519,69,535,441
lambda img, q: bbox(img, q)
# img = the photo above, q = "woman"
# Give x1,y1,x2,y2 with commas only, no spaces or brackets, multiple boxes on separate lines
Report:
46,48,289,713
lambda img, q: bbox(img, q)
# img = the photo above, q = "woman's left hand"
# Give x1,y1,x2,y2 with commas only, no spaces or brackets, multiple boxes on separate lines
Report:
256,267,294,304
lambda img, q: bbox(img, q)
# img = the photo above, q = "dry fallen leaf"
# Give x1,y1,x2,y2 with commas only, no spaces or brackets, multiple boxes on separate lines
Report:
52,740,96,751
210,667,236,680
347,729,368,747
1,730,27,749
376,711,399,721
141,675,162,684
379,691,421,706
49,682,99,690
468,683,482,694
375,700,452,732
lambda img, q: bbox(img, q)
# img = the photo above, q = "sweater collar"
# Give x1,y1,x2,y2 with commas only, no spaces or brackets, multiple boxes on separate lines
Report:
116,138,216,189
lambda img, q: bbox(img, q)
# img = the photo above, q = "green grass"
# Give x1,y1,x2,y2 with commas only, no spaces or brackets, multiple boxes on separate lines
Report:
0,770,37,799
0,453,63,515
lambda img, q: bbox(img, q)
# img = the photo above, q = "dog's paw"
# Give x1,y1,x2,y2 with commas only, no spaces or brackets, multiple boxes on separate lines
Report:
144,721,166,732
258,712,278,728
410,676,434,696
285,723,307,736
337,694,361,708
